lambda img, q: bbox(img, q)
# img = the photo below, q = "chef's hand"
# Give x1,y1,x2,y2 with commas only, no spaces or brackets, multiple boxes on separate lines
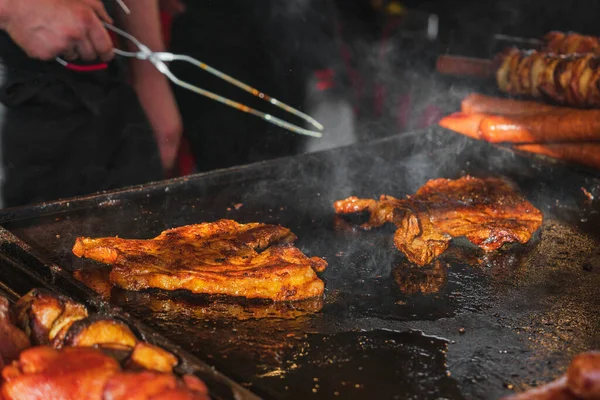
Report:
0,0,114,61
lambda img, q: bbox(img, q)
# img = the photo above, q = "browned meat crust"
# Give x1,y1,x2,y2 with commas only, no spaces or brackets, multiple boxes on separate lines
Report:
72,219,327,301
334,176,543,266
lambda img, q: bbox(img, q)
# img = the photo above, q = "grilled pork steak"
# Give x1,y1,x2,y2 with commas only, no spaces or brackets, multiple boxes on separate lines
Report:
334,176,543,266
72,219,327,302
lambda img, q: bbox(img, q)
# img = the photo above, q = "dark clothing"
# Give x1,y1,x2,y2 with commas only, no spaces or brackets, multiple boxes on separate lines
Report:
0,0,163,208
0,69,163,207
170,0,340,172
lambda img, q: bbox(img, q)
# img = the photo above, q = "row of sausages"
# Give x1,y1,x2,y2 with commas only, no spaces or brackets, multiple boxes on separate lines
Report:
439,93,600,170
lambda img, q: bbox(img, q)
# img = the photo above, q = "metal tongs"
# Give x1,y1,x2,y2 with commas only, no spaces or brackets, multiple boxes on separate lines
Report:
59,21,324,138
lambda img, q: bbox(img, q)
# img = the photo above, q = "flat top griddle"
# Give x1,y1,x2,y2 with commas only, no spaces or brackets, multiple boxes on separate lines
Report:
1,128,599,400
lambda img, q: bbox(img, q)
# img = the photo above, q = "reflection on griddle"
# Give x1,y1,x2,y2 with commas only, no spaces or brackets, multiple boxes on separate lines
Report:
114,288,323,321
392,261,448,295
74,266,323,320
253,330,464,400
74,266,113,300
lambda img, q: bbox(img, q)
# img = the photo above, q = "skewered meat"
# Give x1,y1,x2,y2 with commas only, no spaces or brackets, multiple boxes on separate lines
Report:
0,297,30,369
334,176,543,266
496,49,600,107
503,351,600,399
543,31,600,55
1,346,209,400
72,219,327,302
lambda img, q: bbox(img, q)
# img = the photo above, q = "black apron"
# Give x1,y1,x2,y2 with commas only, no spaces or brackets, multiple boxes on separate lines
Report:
0,0,163,208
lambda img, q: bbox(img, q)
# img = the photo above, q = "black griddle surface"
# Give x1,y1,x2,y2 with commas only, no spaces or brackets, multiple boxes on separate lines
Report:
1,128,599,400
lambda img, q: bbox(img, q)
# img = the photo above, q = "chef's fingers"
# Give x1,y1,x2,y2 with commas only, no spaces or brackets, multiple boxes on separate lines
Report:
61,47,78,61
74,40,96,61
87,16,114,61
82,0,113,24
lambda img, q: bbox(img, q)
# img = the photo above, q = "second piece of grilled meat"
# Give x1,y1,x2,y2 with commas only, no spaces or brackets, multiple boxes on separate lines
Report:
334,176,543,266
72,220,327,302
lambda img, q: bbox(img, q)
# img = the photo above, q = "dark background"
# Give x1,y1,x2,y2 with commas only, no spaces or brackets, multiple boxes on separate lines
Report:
169,0,600,172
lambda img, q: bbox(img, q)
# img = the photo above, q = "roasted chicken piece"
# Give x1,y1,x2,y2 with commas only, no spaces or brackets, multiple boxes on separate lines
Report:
14,289,88,346
72,219,328,301
1,346,209,400
0,297,30,369
102,371,209,400
503,351,600,399
334,176,543,266
1,346,121,400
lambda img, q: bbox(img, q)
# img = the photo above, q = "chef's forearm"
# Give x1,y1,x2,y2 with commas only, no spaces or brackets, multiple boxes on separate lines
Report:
117,0,165,83
118,0,182,172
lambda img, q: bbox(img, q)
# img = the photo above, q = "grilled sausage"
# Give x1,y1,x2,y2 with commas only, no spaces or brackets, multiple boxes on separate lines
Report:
461,93,569,115
515,143,600,169
438,112,488,139
478,111,600,143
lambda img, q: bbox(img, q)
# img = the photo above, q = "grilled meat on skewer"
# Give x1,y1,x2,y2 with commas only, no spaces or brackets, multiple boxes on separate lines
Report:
334,176,543,266
72,220,328,302
496,49,600,108
496,31,600,55
437,50,600,108
543,31,600,55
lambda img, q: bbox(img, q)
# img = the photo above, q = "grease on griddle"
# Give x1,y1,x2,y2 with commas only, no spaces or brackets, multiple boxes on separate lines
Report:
251,330,464,400
392,261,448,295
